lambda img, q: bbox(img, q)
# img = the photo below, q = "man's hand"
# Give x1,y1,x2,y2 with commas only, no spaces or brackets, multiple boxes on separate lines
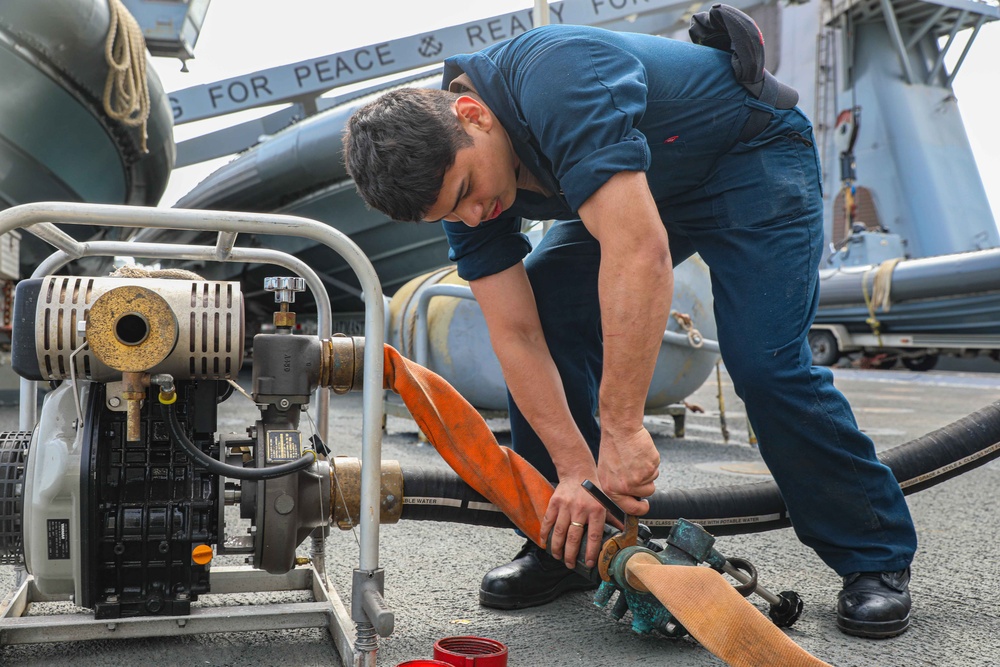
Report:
598,427,659,516
541,474,611,569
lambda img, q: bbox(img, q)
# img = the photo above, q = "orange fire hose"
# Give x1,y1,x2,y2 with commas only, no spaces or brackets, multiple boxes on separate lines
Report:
383,344,554,546
382,344,830,666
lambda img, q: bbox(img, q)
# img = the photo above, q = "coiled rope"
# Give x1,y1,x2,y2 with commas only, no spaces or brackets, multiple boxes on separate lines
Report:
103,0,150,153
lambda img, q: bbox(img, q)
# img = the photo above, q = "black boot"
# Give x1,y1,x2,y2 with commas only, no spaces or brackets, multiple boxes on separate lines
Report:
479,540,598,610
837,568,911,638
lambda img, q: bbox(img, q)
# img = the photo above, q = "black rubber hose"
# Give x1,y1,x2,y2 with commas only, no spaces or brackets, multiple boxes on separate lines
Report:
398,400,1000,537
399,465,516,529
160,402,315,481
880,399,1000,495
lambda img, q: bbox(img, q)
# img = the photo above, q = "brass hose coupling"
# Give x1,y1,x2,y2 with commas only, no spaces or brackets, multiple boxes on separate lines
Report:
319,335,365,394
328,457,403,529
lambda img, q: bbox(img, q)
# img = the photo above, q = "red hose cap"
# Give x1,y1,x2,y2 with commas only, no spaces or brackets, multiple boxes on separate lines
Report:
434,636,509,667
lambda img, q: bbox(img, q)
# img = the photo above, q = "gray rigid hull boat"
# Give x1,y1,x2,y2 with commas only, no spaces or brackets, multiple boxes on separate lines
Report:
811,247,1000,368
0,0,175,273
818,248,1000,335
150,76,450,315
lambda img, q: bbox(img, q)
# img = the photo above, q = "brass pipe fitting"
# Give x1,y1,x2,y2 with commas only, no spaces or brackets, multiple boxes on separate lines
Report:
329,457,402,529
320,335,365,394
121,371,150,442
273,303,296,329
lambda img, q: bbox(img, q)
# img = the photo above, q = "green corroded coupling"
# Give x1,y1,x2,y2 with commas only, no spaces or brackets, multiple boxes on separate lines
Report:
608,545,659,594
595,545,689,637
594,518,733,637
664,518,729,571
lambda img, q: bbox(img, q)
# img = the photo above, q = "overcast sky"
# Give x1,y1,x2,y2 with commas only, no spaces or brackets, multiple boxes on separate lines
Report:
152,0,999,224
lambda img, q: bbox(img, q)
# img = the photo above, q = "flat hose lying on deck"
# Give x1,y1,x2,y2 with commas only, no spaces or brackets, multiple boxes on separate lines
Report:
627,556,831,667
384,345,834,666
387,341,1000,536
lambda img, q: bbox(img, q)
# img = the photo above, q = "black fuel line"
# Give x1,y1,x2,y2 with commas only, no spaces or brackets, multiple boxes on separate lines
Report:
398,400,1000,537
159,401,315,481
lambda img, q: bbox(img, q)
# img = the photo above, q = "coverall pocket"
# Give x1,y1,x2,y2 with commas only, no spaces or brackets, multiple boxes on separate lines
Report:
709,131,812,230
648,139,689,191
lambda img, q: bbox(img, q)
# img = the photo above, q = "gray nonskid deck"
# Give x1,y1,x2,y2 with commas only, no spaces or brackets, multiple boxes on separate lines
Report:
2,366,998,666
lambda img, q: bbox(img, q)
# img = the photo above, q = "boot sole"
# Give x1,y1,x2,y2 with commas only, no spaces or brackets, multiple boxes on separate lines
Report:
837,614,910,639
479,577,598,610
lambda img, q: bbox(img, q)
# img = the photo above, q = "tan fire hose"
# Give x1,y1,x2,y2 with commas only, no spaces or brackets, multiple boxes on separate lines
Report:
628,555,831,667
383,344,830,666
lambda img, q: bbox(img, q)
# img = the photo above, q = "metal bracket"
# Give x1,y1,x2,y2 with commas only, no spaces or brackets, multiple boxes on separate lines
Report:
351,569,394,639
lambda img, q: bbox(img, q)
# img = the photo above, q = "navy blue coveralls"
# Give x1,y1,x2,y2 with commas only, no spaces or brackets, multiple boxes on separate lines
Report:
440,25,916,576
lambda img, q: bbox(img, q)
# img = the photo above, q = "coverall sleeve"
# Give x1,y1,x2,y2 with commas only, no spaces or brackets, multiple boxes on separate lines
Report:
442,216,531,281
509,37,652,211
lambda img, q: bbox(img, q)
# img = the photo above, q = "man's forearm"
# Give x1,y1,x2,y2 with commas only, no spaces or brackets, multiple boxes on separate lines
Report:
597,242,672,433
577,171,670,512
579,171,673,435
470,264,596,480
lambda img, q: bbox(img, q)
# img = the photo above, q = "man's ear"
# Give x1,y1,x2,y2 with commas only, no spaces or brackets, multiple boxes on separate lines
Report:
453,95,493,131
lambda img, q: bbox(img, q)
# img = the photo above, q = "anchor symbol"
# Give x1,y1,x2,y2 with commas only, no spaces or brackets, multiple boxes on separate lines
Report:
418,35,444,58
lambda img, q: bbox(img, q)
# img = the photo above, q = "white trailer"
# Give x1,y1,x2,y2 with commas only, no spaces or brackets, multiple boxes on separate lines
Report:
808,324,1000,371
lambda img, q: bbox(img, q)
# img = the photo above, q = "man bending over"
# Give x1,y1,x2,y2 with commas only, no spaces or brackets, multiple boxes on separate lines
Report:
343,14,916,638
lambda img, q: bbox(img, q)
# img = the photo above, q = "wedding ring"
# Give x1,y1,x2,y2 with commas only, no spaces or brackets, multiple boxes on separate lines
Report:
570,521,585,528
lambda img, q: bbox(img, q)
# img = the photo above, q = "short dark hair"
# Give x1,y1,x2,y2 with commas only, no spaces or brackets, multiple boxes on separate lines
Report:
343,88,473,222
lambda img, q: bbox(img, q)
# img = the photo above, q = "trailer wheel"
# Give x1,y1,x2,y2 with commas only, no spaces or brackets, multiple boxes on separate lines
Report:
808,330,839,366
902,353,939,372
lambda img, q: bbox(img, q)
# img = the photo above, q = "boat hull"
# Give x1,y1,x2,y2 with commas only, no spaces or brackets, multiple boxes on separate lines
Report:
0,0,175,273
815,248,1000,336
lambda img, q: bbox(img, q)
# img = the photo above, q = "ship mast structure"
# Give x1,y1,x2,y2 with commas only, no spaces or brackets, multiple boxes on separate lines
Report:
806,0,999,264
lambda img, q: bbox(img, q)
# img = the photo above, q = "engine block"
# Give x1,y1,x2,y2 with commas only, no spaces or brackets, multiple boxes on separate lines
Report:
81,382,221,618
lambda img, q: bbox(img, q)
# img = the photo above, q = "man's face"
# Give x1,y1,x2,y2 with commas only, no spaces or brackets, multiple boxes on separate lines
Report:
422,97,518,227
